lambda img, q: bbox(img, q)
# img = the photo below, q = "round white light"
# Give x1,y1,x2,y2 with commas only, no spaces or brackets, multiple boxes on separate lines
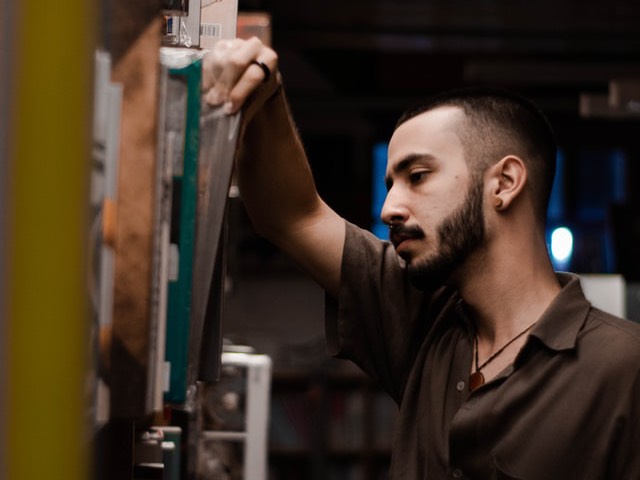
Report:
551,227,573,262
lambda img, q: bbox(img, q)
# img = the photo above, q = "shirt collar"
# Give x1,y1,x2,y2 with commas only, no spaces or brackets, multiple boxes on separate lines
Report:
454,273,591,352
529,272,591,352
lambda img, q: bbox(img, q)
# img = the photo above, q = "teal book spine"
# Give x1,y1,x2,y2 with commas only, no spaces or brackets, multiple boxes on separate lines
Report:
164,58,202,404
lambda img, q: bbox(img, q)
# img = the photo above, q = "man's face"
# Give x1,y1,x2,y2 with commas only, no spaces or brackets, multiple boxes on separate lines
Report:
382,106,486,289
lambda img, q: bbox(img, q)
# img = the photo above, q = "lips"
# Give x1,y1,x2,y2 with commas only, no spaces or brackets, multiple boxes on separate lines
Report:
390,232,413,250
389,224,425,251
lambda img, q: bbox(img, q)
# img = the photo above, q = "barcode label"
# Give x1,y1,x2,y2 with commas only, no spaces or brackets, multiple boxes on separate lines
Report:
200,23,222,38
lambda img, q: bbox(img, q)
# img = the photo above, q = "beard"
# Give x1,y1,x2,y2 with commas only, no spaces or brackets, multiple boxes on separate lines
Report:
407,176,486,291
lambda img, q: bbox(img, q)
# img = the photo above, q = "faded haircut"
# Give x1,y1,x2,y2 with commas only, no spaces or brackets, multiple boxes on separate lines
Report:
396,87,557,224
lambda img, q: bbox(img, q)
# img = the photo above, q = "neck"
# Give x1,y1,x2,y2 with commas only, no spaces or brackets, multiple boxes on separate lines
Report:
456,234,561,347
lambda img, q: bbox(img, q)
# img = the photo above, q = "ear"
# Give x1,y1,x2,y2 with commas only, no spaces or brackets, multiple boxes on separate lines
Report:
487,155,527,211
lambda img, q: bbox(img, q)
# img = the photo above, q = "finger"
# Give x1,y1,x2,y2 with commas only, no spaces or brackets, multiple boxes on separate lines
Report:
205,37,263,105
201,39,236,92
214,37,264,99
202,39,247,105
224,50,278,114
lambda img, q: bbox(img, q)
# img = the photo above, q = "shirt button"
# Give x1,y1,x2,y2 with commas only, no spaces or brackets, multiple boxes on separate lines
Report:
452,468,464,478
456,381,465,391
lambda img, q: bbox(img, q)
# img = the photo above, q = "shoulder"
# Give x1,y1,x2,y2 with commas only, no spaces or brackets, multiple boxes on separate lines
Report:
586,308,640,344
342,221,405,283
343,221,393,256
580,308,640,369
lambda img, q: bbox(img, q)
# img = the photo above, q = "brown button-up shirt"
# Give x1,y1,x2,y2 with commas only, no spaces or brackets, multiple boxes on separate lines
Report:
326,222,640,479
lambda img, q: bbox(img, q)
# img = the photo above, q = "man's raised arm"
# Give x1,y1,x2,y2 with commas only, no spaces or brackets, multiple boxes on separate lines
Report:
202,37,346,297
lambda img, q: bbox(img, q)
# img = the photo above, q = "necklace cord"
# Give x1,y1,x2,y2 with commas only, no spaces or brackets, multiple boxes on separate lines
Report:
474,322,536,373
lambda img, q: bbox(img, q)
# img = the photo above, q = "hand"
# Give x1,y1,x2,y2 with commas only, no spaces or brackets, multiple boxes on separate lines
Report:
201,37,279,116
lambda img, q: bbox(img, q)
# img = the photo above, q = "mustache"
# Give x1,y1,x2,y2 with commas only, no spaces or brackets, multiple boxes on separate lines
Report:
389,223,426,244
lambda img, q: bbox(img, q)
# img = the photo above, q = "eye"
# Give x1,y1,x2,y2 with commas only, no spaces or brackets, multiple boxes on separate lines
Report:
409,170,428,184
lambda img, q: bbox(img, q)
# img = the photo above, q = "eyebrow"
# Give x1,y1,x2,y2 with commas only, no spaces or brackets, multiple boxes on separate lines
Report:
384,153,437,190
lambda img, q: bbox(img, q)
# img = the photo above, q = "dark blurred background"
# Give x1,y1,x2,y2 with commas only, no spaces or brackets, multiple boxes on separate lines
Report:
224,0,640,364
220,4,640,477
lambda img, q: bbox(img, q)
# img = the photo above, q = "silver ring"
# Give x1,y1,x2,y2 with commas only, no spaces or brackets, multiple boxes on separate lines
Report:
251,60,271,83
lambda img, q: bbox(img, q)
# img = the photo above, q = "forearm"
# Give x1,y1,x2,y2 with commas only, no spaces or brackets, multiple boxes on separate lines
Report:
202,38,345,293
236,86,345,294
237,87,322,241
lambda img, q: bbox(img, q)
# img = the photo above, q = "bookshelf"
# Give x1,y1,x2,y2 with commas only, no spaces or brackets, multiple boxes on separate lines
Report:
268,368,398,480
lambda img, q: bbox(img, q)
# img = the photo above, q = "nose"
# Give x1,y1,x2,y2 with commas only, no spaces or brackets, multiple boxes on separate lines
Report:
380,188,409,226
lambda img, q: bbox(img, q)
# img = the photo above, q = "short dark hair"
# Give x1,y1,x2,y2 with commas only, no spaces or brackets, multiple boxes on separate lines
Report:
397,87,557,223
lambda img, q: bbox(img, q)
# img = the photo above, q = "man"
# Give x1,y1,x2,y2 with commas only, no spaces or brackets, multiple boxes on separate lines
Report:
203,38,640,479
